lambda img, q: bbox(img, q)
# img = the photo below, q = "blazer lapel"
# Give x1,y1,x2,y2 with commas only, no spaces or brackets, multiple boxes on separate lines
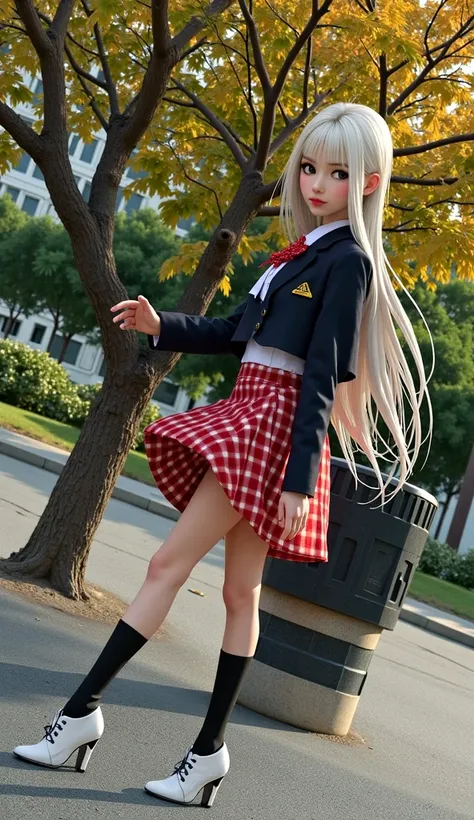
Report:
264,225,354,301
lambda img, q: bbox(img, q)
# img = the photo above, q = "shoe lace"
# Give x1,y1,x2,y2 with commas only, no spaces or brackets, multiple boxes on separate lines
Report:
173,746,197,783
44,710,67,745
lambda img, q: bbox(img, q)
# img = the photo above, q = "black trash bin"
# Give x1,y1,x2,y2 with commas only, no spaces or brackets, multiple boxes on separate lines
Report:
238,457,438,735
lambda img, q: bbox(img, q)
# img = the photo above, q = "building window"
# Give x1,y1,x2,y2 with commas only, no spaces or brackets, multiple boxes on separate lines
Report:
30,324,46,344
187,397,196,410
49,335,82,366
80,139,98,164
152,379,179,406
5,186,20,202
22,195,40,216
115,188,123,211
82,181,92,203
69,135,80,156
126,167,147,180
14,153,31,174
124,193,144,214
99,357,107,378
0,315,21,336
33,165,45,181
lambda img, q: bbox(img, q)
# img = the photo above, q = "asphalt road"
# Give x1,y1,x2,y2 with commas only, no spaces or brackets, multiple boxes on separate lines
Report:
1,453,473,820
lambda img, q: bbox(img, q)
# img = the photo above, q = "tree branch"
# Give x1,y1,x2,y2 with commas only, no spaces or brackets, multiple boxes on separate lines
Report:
388,9,474,115
267,82,343,161
166,79,248,169
80,0,120,116
121,0,235,150
0,102,43,160
14,0,51,56
394,132,474,157
252,0,334,171
238,0,271,94
52,0,76,42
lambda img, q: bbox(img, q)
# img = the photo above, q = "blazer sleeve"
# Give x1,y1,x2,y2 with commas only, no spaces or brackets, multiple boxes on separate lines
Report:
147,296,248,355
282,250,372,498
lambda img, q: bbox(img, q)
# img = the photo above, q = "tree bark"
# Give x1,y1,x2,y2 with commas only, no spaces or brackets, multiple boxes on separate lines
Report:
0,174,264,598
47,313,60,352
433,484,457,541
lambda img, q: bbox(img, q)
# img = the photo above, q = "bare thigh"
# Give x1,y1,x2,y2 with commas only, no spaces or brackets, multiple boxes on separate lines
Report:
150,466,243,582
223,516,269,601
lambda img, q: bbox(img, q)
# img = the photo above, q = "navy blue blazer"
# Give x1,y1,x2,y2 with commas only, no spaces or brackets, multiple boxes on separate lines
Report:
148,225,372,497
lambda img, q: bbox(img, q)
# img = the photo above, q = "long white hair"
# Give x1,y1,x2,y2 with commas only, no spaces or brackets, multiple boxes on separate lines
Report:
274,102,434,506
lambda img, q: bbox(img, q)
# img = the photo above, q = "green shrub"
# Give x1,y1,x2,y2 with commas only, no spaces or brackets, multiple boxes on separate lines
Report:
132,402,162,451
445,548,474,591
418,536,460,580
0,340,163,450
0,339,86,423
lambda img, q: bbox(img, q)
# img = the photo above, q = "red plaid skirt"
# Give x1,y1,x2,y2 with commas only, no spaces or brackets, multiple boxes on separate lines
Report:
144,361,331,562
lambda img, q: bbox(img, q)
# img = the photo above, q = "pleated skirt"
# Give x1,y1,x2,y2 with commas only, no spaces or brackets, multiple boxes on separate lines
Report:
143,361,331,562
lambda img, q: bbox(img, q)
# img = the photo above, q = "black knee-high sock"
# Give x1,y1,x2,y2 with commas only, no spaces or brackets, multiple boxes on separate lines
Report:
192,649,253,756
63,619,148,718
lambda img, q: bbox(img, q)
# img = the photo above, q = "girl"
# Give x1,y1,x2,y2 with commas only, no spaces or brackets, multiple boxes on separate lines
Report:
13,102,432,807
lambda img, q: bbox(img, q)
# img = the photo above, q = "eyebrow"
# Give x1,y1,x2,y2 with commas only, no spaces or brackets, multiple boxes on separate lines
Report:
301,156,348,168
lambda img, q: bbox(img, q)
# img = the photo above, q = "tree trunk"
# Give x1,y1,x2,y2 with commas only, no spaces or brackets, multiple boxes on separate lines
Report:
1,366,157,598
57,333,71,363
433,485,457,540
47,313,60,353
3,309,19,339
0,173,264,599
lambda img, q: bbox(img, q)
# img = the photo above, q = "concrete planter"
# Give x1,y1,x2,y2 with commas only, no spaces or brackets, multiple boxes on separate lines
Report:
238,457,438,736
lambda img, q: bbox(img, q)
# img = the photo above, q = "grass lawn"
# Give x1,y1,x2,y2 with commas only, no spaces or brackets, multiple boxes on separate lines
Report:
0,401,155,486
408,571,474,622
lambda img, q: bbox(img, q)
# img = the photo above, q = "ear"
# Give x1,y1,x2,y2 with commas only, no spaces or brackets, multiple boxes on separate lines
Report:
363,172,380,197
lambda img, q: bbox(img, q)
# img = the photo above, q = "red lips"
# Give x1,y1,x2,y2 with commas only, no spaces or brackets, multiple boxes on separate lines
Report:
310,198,326,204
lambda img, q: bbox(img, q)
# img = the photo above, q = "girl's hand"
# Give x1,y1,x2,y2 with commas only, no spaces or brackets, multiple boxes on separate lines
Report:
110,294,161,336
278,491,310,540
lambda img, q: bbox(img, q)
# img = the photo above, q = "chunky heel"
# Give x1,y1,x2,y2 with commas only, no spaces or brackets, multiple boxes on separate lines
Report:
201,776,224,808
76,738,99,773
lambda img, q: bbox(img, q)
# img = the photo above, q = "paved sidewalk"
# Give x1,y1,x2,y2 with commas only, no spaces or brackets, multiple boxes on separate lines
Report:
1,425,473,650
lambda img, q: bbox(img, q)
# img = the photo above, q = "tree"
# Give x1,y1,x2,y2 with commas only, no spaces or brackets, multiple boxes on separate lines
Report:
0,0,473,598
397,281,474,535
0,193,40,335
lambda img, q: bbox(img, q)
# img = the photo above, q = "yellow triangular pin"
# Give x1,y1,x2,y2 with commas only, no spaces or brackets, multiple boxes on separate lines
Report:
292,282,312,298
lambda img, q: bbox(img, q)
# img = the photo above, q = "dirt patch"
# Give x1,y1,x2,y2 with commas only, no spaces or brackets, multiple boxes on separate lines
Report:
0,571,166,641
310,727,370,749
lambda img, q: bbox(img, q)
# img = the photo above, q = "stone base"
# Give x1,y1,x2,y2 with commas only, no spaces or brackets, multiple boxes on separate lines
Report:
238,659,359,736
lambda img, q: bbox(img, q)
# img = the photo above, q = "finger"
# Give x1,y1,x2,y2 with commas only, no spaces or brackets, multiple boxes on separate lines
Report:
112,309,135,324
119,319,136,330
282,516,292,541
110,300,140,313
137,294,150,306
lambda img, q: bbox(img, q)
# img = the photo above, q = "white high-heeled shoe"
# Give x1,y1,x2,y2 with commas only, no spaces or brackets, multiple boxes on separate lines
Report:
145,743,230,807
13,707,104,771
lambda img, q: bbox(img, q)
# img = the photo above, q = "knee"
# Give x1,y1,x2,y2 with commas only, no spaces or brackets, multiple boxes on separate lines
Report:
146,551,188,588
222,581,260,615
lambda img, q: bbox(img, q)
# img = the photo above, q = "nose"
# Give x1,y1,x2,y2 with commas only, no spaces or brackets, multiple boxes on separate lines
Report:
311,174,325,193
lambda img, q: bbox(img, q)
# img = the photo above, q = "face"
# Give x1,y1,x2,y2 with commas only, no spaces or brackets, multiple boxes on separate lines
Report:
299,151,380,225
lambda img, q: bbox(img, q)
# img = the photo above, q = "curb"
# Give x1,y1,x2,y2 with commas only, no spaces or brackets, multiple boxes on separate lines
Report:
1,437,473,650
398,605,474,649
0,438,180,523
